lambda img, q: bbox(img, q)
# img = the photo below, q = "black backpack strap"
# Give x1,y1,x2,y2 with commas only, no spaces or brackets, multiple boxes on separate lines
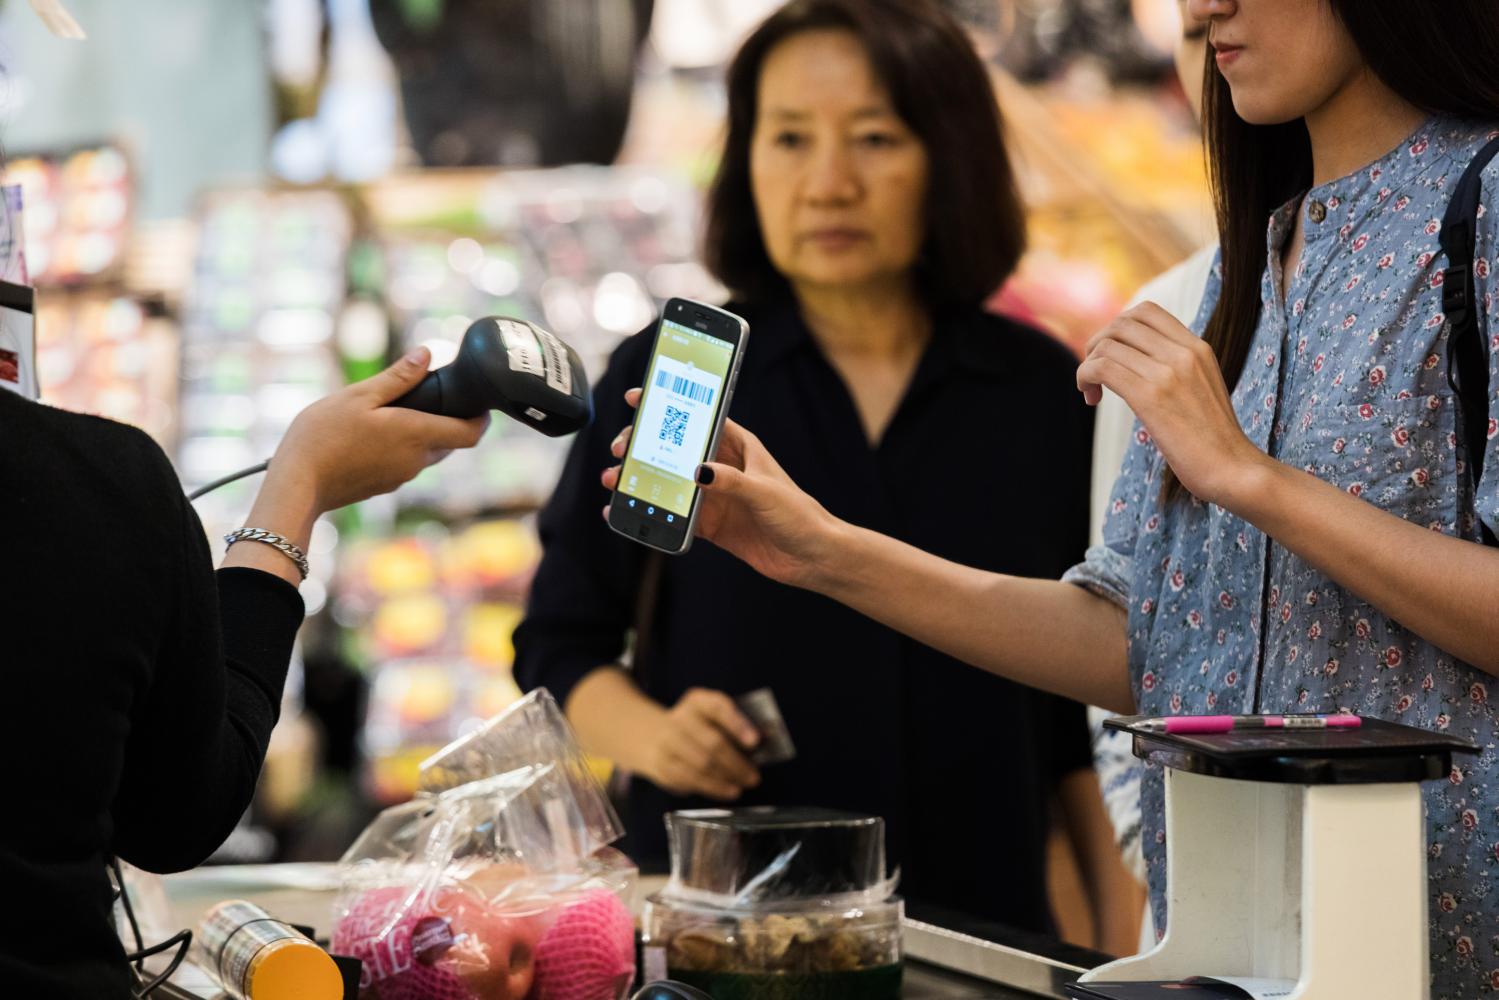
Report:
1440,134,1499,546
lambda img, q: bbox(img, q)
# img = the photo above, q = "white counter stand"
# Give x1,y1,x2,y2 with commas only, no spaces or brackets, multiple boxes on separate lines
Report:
1075,717,1474,1000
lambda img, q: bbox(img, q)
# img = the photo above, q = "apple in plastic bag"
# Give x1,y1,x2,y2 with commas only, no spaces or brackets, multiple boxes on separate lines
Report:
334,884,541,1000
427,890,540,1000
531,889,636,1000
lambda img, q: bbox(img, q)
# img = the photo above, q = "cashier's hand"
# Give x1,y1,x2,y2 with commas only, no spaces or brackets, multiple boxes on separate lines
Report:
272,347,490,513
603,390,840,590
1076,302,1268,506
645,688,763,800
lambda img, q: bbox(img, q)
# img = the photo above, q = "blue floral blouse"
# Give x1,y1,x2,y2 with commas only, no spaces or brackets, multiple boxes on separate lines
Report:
1066,117,1499,998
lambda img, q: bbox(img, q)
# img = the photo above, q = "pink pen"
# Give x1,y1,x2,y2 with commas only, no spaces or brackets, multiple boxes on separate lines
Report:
1135,713,1363,735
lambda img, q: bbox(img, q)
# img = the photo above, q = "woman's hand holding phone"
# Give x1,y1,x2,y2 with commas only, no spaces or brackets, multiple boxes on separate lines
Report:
602,388,842,589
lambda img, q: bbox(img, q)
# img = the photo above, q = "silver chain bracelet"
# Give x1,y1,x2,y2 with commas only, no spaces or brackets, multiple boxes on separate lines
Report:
224,528,310,581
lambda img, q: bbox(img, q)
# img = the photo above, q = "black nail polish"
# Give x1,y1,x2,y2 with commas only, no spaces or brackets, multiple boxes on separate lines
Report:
696,465,715,485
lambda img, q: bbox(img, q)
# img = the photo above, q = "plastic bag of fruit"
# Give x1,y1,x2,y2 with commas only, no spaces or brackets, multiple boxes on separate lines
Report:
332,691,637,1000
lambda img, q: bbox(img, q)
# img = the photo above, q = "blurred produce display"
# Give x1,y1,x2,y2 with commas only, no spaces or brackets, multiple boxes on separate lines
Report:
0,0,1210,858
3,145,132,286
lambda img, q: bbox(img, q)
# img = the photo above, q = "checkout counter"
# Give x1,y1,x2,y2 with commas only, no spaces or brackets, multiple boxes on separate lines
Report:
147,703,1470,1000
159,867,1108,999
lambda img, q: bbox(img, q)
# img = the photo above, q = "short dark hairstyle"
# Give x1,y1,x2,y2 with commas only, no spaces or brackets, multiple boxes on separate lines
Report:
703,0,1026,309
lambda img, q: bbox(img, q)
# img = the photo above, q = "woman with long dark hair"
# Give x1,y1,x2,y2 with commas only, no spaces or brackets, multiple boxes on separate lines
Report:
604,0,1499,992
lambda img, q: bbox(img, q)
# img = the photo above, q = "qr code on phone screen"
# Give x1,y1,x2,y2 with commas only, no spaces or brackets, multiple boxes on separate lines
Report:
660,405,689,446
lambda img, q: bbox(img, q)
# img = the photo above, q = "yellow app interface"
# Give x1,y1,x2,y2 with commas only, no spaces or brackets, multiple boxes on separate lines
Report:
621,318,736,518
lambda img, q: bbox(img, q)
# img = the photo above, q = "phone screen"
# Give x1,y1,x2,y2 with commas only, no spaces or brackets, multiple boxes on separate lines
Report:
619,315,738,520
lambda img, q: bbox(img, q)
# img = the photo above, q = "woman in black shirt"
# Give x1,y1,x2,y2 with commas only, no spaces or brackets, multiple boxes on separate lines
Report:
515,0,1134,945
0,349,485,998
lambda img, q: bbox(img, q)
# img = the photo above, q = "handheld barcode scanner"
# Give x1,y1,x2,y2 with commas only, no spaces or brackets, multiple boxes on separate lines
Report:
392,316,592,435
187,316,591,501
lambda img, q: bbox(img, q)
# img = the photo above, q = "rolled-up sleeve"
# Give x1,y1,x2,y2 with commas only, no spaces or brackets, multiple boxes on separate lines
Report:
512,333,650,708
1062,543,1133,609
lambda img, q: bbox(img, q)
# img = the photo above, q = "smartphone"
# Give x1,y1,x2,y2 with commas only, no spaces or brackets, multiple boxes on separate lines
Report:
608,298,749,554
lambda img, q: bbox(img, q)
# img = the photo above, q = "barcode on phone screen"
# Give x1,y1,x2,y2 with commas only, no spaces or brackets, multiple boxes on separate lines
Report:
655,368,716,405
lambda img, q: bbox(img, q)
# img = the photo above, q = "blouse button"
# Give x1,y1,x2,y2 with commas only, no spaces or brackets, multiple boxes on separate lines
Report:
1308,200,1328,224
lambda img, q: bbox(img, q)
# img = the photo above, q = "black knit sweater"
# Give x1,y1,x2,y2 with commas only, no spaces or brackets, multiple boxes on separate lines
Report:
0,390,304,998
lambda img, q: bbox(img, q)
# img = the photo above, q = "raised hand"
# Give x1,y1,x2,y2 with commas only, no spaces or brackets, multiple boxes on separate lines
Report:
1076,302,1267,506
272,347,491,514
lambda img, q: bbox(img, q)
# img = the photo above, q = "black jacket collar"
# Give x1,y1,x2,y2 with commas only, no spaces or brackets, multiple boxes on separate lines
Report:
729,295,1025,381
